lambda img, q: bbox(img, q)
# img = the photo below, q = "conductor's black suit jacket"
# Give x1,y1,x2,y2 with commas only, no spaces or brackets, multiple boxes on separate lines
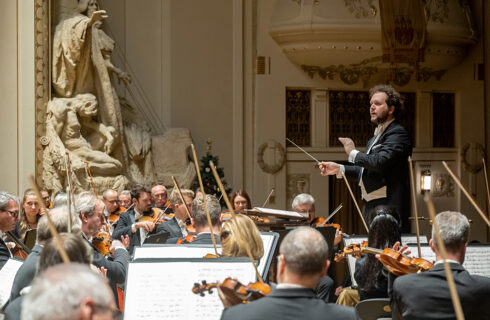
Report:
344,120,412,229
392,262,490,320
221,288,357,320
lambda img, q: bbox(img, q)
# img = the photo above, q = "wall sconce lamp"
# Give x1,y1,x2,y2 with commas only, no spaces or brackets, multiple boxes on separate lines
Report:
421,170,432,193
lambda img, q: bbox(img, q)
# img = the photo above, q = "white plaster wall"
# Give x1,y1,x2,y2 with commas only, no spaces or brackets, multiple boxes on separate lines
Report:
0,0,35,195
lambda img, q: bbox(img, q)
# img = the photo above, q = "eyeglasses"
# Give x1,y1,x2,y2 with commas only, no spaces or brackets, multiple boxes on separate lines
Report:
105,199,120,204
2,210,19,218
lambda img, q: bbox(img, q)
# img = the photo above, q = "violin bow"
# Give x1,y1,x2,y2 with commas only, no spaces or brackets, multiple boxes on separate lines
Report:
190,144,219,257
261,188,275,208
482,158,490,217
84,160,99,198
408,157,422,258
171,176,192,221
210,160,265,284
64,152,77,232
29,175,70,264
341,172,369,233
424,195,464,320
442,161,490,227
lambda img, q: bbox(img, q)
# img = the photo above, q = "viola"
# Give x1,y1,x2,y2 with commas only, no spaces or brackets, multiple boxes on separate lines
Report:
176,234,195,244
334,242,434,276
192,277,271,305
140,207,174,224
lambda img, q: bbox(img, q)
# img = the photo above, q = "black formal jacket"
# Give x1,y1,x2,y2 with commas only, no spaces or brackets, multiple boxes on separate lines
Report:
9,244,43,300
112,209,157,254
221,287,357,320
392,263,490,320
155,217,183,244
344,120,412,226
0,235,12,270
190,233,221,245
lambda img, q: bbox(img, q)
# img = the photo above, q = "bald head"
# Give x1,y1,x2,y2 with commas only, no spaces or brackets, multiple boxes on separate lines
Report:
151,185,167,207
102,189,119,214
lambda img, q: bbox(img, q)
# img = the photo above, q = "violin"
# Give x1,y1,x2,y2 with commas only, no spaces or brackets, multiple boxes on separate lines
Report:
92,230,112,256
192,277,271,306
108,206,126,225
334,242,434,276
6,231,30,260
176,234,196,244
140,207,174,224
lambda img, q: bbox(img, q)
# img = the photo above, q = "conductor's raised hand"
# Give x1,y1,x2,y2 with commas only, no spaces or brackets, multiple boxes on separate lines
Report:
319,162,340,176
338,137,355,155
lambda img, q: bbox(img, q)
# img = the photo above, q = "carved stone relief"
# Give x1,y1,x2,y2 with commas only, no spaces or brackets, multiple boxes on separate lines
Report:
287,174,310,207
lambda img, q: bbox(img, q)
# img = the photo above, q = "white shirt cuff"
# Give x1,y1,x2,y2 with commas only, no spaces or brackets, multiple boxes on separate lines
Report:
348,149,359,163
336,165,345,179
131,223,137,233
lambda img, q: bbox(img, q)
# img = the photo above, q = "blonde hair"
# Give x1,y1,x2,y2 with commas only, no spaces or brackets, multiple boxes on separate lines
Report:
220,214,264,260
18,189,41,241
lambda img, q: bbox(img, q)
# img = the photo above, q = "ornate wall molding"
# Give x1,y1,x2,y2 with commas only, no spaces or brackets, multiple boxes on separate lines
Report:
34,0,49,185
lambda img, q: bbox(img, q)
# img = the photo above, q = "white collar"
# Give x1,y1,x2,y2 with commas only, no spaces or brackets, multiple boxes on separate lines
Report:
434,259,460,266
276,283,306,289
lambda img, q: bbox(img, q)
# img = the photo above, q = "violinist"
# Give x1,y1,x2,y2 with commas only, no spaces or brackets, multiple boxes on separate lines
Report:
79,192,130,308
155,188,194,243
188,194,221,245
230,190,252,213
40,189,52,209
220,227,356,320
118,190,132,209
12,189,42,244
0,191,20,270
9,206,73,301
112,186,156,254
151,184,172,213
102,189,125,231
220,214,263,260
353,209,400,302
391,211,490,320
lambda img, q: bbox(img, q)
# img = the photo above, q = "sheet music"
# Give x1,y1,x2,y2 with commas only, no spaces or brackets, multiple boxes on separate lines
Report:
133,245,222,260
124,259,255,320
406,244,436,262
0,259,23,307
462,245,490,277
258,233,277,278
401,234,428,246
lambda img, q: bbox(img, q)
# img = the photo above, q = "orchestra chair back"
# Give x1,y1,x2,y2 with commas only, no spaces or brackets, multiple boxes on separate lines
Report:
355,298,392,320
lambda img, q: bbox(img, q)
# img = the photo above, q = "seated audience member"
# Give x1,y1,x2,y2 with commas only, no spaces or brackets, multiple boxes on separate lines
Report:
5,233,93,320
220,227,356,320
112,186,156,253
78,192,130,306
220,214,263,260
354,212,400,301
21,263,116,320
10,206,73,301
391,211,490,320
118,190,132,209
230,190,252,213
0,191,20,270
189,194,221,245
12,189,42,243
151,185,171,212
155,189,194,243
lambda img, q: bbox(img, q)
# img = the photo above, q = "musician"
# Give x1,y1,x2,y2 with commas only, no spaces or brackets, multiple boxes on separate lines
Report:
319,84,412,232
151,184,171,212
155,189,194,244
21,263,116,320
354,212,400,301
230,190,252,212
0,191,20,270
12,189,42,243
292,193,316,223
78,192,130,306
220,227,356,320
118,190,131,209
102,189,125,231
5,233,93,320
391,211,490,319
51,191,68,208
112,186,155,253
40,189,52,209
10,205,73,301
220,214,263,260
189,194,221,245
